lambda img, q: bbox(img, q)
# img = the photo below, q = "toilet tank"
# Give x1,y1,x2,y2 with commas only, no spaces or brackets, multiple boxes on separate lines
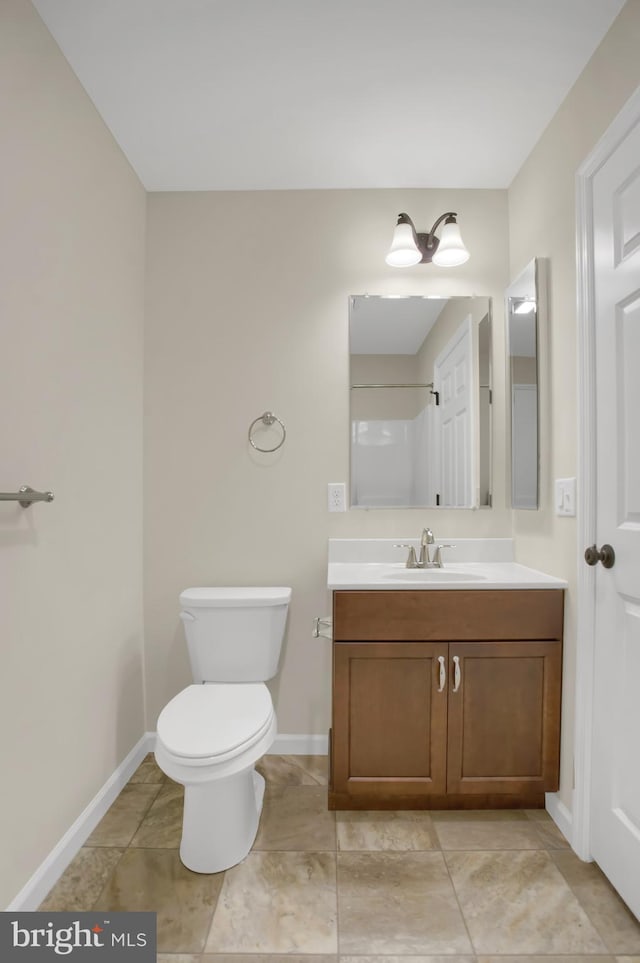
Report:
179,587,292,683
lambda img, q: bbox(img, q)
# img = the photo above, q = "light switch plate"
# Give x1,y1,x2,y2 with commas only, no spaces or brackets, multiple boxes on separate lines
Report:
555,477,576,516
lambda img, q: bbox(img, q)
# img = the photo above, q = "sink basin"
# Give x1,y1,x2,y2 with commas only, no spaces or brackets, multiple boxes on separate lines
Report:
385,569,486,582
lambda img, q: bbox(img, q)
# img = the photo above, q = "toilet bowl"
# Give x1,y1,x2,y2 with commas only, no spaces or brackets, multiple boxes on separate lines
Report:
156,682,277,872
154,586,291,873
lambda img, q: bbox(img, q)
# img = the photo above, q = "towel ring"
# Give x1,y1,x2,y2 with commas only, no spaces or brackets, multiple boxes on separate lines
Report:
248,411,286,453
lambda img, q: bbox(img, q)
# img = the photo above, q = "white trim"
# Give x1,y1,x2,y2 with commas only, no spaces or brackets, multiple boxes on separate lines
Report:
545,791,574,848
574,82,640,862
273,733,329,755
6,733,154,912
574,137,598,862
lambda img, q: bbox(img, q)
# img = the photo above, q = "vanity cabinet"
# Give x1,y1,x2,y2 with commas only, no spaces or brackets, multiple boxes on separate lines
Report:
329,589,563,810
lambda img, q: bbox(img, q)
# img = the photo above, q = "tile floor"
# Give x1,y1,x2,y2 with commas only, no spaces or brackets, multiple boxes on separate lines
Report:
39,754,640,962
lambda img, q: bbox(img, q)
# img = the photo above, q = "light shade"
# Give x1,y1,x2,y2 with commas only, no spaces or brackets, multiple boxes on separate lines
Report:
431,219,470,267
385,222,422,267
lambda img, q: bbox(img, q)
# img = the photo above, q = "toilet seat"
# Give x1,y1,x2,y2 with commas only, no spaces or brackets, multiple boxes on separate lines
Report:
156,683,274,763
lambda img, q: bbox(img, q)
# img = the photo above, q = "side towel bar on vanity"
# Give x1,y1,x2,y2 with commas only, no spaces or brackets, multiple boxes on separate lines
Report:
0,486,54,508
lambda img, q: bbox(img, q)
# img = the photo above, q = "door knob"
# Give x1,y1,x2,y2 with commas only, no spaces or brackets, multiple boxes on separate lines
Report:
584,544,615,568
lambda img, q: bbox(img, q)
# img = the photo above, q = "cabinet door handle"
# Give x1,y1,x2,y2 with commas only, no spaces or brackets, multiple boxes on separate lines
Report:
452,655,461,692
437,655,446,692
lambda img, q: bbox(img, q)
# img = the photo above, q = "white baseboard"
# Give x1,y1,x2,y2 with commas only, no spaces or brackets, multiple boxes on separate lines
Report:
272,733,329,755
545,791,573,845
7,732,154,912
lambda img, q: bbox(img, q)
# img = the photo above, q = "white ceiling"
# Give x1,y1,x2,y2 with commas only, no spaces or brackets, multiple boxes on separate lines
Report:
31,0,626,192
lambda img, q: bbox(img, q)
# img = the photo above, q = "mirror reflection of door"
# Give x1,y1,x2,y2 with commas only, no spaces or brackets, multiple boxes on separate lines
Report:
434,317,475,507
505,260,543,510
349,296,491,509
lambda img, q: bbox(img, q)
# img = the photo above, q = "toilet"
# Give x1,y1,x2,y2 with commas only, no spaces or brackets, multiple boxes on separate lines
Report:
154,586,291,873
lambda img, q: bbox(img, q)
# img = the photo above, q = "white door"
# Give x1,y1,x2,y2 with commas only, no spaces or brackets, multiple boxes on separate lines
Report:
434,318,475,507
588,103,640,919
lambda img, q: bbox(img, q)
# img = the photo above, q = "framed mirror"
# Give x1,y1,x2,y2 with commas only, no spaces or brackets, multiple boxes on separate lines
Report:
349,295,492,509
505,259,545,509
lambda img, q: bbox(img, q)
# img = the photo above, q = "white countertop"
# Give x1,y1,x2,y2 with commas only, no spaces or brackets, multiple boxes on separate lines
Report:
327,539,567,590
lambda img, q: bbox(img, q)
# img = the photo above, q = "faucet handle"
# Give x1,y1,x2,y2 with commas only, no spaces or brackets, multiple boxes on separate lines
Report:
433,544,456,567
394,543,417,568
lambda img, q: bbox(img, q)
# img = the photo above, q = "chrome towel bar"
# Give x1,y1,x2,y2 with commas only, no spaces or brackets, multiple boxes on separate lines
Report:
350,382,434,388
0,486,55,508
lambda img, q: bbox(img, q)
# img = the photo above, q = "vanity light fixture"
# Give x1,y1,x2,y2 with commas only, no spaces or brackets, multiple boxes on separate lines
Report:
385,211,470,268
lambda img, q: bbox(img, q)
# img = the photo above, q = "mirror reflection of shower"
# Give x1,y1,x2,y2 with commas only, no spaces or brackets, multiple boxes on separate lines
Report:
349,295,492,510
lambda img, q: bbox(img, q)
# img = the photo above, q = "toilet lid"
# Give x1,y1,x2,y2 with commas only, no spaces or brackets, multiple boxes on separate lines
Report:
157,683,274,759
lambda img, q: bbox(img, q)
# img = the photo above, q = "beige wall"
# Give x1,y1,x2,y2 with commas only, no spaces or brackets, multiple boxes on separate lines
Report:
144,189,510,733
350,355,423,420
4,0,635,910
511,356,538,385
508,0,640,808
0,0,146,907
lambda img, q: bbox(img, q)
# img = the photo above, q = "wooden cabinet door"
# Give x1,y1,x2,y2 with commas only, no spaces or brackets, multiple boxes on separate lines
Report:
332,641,448,799
446,640,562,794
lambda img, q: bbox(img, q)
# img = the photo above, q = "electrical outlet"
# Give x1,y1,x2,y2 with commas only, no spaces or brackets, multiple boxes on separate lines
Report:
328,482,346,512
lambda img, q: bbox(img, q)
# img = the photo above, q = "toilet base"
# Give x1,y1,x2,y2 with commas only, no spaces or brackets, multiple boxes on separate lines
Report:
179,767,266,873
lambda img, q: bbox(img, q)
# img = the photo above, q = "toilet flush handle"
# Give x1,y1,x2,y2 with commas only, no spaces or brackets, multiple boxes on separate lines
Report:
179,611,196,622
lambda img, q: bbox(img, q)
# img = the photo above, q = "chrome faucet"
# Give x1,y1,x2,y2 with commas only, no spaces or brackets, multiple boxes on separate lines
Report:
395,528,455,569
419,528,435,567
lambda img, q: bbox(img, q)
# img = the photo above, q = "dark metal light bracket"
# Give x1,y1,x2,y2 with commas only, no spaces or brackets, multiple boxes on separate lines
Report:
396,211,458,264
